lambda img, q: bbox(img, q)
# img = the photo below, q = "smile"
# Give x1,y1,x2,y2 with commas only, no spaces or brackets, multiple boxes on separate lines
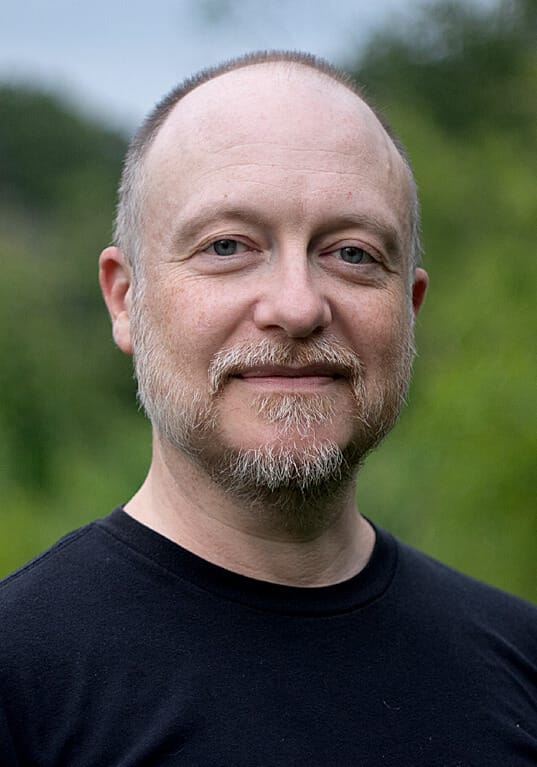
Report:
232,366,345,391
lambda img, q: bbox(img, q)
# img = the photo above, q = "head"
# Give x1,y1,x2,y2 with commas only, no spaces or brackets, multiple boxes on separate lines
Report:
115,51,423,284
100,51,428,528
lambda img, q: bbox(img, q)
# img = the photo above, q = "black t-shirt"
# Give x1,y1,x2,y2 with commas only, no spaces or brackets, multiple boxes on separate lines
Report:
1,507,536,766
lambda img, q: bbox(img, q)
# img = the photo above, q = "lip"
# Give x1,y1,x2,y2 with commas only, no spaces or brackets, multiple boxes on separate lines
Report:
239,365,344,378
236,364,346,378
232,365,345,390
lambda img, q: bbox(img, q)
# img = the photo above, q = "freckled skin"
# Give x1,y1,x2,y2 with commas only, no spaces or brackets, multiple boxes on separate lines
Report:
99,63,428,584
137,66,422,453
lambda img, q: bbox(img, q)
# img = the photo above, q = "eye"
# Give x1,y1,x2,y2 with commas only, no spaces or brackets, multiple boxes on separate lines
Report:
205,239,247,257
336,246,376,265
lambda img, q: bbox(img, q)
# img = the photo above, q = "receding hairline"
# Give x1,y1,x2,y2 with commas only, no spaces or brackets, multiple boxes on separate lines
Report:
114,50,422,275
131,50,403,168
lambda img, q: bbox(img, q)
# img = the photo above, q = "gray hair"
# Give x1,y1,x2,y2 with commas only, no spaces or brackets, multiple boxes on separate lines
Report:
113,50,422,283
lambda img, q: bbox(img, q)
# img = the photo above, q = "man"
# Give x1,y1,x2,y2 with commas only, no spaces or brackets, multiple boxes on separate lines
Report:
1,51,535,765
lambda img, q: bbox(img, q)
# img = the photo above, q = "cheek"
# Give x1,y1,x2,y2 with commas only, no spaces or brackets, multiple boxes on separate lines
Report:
342,291,411,364
145,280,247,371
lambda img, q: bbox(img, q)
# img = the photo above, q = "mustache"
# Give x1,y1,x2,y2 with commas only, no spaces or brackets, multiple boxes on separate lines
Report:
208,337,365,394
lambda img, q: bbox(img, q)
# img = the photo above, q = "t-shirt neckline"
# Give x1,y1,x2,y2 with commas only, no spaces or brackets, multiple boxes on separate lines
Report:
98,506,398,616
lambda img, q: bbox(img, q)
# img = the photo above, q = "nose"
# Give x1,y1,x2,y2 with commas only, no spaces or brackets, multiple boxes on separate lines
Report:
253,254,332,338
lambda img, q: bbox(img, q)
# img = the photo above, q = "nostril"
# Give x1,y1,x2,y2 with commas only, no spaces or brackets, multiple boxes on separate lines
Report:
253,280,332,338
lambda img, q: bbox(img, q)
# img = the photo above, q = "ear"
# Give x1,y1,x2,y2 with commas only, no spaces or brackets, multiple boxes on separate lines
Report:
98,246,134,355
411,267,428,317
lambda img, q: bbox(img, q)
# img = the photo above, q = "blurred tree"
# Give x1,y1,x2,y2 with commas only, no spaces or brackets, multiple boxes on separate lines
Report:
0,85,125,211
347,0,537,599
352,0,536,138
0,87,148,565
0,0,535,600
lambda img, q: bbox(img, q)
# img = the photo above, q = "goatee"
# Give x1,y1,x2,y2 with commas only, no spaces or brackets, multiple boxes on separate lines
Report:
130,310,416,530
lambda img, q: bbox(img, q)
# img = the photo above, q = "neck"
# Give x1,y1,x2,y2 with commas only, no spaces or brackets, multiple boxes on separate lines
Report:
125,437,375,587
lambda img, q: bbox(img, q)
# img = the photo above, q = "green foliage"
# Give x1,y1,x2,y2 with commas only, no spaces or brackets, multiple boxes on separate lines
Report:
0,84,125,211
0,86,148,572
353,0,537,139
0,0,535,600
350,0,536,599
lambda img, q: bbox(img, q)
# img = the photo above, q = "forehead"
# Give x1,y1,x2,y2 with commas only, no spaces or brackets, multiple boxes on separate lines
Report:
142,63,412,247
148,63,405,176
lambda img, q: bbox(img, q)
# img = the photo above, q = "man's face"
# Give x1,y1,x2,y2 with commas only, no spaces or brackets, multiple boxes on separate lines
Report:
128,65,427,501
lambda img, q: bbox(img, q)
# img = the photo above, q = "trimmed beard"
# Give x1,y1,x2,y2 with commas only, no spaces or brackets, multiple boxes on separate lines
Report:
130,292,415,530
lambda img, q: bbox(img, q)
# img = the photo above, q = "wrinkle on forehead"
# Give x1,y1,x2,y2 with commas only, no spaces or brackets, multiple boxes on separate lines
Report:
142,63,413,253
148,129,408,206
147,62,404,173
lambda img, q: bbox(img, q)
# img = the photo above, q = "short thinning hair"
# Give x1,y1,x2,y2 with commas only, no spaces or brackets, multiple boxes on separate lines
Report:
113,50,422,281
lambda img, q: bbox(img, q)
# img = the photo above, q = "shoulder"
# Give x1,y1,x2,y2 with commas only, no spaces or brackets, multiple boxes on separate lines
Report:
1,524,92,591
0,523,100,679
1,522,99,594
0,516,125,630
392,534,537,642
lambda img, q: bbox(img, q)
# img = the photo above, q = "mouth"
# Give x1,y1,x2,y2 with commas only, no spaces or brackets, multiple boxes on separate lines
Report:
208,337,363,396
231,365,346,391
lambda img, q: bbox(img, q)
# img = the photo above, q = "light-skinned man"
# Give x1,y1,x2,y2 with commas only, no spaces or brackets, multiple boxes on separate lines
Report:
1,52,535,765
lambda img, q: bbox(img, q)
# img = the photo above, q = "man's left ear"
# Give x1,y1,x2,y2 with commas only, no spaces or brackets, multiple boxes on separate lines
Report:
98,246,133,355
411,267,429,317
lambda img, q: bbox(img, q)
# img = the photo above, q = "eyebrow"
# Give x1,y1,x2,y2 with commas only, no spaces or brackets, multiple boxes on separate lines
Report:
172,205,405,263
171,206,264,251
315,213,404,264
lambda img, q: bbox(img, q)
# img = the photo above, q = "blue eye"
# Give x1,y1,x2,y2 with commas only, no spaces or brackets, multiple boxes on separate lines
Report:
207,239,243,256
337,246,374,264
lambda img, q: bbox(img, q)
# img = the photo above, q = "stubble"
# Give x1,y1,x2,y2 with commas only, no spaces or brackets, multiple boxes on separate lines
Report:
130,299,415,533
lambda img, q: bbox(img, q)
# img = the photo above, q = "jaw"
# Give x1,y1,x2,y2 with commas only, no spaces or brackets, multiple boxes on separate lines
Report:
203,437,359,540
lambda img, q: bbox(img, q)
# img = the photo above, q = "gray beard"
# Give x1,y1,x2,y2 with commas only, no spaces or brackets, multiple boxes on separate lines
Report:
130,309,415,531
203,437,364,536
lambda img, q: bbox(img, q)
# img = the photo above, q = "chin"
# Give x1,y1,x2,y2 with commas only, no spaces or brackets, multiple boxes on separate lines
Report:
218,389,355,448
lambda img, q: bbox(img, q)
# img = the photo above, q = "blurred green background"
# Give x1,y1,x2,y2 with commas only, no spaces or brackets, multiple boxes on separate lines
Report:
1,0,535,600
